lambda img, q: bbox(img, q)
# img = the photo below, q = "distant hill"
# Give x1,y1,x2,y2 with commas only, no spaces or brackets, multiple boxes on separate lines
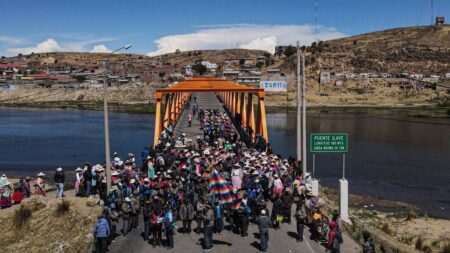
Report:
281,25,450,74
16,49,269,69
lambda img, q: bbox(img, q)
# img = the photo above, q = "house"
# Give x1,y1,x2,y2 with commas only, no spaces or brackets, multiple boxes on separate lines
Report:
185,65,193,76
320,71,331,84
234,76,261,86
274,46,287,56
222,70,240,79
267,69,281,76
201,61,218,72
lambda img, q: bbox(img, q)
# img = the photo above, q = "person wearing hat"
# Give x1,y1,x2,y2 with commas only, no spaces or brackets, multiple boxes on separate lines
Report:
256,209,272,253
54,167,65,199
121,197,132,236
93,213,110,253
203,202,215,252
35,172,46,196
231,163,243,190
11,178,25,204
0,179,12,209
75,167,83,196
180,198,195,234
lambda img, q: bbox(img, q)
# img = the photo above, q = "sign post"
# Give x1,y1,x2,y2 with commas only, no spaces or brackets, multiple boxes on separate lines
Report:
310,133,350,223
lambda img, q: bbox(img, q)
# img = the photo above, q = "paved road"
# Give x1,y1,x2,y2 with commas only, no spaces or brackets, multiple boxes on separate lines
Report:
110,93,360,253
109,206,360,253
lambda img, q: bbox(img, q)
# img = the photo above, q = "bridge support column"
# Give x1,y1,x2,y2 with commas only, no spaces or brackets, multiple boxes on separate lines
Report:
246,93,255,139
255,92,268,143
163,94,171,128
170,93,176,123
240,93,246,127
153,93,163,147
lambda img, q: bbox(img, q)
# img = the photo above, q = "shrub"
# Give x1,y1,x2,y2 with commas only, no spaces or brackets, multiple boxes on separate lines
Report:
405,210,418,221
55,200,71,216
380,222,396,236
441,241,450,253
415,236,423,250
14,206,32,229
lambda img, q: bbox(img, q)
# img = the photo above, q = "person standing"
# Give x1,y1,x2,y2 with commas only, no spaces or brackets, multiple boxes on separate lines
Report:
150,209,163,248
180,199,195,233
362,230,376,253
213,201,224,234
195,197,206,233
188,113,193,127
23,176,32,198
295,203,307,242
35,172,46,196
164,206,175,249
54,167,65,199
121,197,132,236
328,221,341,253
93,214,110,253
282,188,294,224
142,201,152,241
130,192,140,229
203,203,214,252
75,167,83,196
256,209,272,253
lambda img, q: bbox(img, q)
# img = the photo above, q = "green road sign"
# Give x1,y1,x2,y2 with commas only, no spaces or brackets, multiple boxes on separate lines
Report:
310,133,348,153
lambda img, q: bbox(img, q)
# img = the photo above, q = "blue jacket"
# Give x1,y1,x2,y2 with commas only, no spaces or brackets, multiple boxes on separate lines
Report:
94,218,110,238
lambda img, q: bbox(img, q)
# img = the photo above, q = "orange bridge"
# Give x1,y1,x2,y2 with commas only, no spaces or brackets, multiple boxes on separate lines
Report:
153,77,268,146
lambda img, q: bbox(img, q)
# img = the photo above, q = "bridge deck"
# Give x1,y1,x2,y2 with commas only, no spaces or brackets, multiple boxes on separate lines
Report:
173,93,227,139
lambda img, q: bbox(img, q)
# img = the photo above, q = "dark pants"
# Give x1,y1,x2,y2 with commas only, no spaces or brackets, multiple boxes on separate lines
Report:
214,218,223,233
166,229,174,248
95,237,107,253
260,230,269,252
131,213,139,228
122,217,129,235
296,219,304,241
152,228,162,246
144,219,150,240
203,225,214,250
195,218,204,233
284,206,292,223
183,220,192,233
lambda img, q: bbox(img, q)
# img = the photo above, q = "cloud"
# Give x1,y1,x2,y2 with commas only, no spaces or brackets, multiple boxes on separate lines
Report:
90,44,111,53
0,36,23,45
147,24,346,56
7,39,62,55
5,37,116,56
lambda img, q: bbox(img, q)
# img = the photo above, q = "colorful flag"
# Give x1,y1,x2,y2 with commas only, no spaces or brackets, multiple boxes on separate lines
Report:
208,170,234,205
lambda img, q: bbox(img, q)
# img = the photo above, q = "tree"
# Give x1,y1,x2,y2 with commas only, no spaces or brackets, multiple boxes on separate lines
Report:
283,45,297,57
192,63,207,75
256,61,265,68
239,58,245,65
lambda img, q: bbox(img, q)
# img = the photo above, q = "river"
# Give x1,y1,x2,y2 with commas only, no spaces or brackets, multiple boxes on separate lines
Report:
1,107,449,218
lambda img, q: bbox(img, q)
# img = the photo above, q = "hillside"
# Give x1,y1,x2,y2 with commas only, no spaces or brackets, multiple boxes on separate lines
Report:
281,25,450,74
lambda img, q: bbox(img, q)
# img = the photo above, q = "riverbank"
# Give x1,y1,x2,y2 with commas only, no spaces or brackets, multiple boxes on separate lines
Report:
321,186,450,253
2,100,450,118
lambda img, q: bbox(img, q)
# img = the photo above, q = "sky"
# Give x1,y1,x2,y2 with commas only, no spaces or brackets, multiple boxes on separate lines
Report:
1,0,449,57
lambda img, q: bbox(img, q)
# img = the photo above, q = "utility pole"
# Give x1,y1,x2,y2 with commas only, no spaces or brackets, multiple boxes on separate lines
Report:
296,41,302,176
431,0,434,25
103,60,112,193
301,49,307,178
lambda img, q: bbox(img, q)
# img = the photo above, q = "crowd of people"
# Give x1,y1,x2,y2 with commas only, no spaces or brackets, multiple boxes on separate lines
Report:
89,99,360,253
1,94,376,253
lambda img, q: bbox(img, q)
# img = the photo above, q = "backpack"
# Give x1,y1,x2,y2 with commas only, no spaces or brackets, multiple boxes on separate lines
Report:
335,228,344,244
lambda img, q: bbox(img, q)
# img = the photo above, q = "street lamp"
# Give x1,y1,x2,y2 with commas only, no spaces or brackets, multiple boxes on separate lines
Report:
103,44,132,193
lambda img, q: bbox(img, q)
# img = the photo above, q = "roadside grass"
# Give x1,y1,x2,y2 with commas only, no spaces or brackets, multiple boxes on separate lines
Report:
13,206,32,230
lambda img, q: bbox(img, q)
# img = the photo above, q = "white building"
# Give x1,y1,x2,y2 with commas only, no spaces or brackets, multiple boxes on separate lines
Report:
201,61,218,72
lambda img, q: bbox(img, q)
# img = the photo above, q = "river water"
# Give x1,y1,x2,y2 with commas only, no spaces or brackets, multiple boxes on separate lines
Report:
1,107,449,218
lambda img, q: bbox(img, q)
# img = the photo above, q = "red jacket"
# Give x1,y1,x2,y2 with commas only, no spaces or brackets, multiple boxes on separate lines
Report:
328,221,337,249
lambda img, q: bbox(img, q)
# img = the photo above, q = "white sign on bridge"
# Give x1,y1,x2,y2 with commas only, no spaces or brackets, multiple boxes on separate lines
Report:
260,81,287,92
